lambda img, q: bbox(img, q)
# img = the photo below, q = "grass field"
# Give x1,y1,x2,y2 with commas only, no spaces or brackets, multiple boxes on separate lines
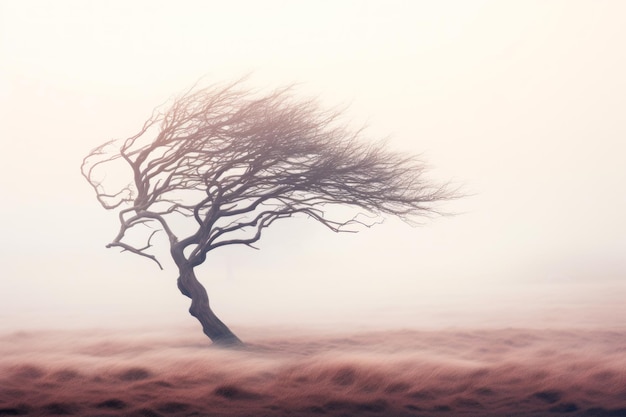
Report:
1,325,625,416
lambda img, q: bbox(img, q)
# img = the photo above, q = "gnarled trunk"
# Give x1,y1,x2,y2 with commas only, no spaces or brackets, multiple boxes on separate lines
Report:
177,266,243,347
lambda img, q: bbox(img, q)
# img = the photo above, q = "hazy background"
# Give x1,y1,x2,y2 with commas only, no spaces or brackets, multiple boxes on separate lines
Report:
1,0,625,332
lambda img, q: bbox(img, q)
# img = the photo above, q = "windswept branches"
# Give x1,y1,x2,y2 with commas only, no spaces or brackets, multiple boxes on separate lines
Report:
82,79,455,269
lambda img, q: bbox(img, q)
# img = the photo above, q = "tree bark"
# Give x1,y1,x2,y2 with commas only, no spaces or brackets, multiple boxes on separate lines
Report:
177,266,243,347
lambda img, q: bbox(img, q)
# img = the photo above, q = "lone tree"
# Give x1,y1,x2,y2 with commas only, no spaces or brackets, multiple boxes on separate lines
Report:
82,80,453,346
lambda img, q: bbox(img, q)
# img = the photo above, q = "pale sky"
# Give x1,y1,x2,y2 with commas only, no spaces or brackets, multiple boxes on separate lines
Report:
1,0,625,331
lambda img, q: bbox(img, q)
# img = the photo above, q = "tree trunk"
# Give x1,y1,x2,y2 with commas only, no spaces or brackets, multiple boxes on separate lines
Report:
177,266,243,347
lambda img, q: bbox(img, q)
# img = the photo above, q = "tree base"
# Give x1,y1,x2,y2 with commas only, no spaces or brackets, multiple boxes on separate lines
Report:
210,334,245,348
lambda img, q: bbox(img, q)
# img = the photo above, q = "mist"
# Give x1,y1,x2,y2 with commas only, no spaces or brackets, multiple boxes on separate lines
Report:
1,1,625,415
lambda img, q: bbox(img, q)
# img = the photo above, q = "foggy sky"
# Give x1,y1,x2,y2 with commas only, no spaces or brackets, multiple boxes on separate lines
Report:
0,0,625,331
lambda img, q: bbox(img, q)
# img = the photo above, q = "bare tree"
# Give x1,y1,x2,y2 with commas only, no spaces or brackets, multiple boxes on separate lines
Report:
82,79,454,346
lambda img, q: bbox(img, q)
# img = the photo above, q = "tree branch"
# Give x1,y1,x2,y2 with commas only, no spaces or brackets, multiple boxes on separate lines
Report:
82,78,458,269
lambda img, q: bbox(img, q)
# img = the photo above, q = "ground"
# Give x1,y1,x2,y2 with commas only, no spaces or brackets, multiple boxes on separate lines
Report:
1,326,625,417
